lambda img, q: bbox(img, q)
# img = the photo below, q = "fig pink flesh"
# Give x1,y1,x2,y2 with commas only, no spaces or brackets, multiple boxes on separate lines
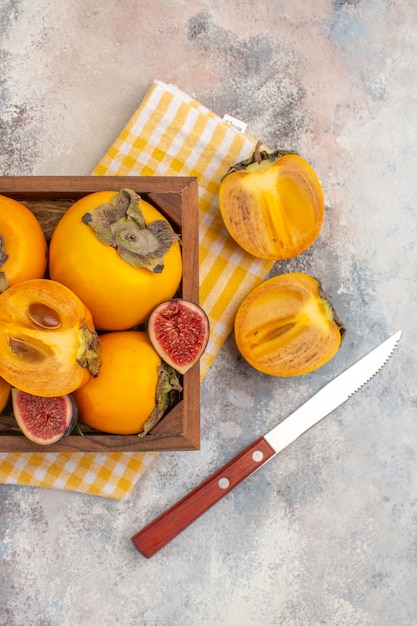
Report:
12,389,76,445
149,300,209,374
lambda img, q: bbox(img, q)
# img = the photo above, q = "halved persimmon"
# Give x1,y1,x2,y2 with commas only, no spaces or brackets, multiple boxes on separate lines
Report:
0,279,100,397
219,144,324,260
234,272,345,376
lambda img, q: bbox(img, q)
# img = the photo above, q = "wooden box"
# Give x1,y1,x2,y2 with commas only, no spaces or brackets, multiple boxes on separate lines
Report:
0,176,200,452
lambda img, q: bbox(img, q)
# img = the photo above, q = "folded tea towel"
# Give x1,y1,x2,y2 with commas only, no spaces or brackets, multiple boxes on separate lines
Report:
0,80,274,499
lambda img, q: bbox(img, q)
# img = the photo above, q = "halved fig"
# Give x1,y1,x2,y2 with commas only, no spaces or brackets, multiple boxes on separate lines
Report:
148,299,210,375
11,388,78,446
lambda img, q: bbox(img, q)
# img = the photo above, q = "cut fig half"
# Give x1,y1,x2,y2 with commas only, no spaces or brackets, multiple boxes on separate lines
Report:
148,299,210,375
11,388,78,446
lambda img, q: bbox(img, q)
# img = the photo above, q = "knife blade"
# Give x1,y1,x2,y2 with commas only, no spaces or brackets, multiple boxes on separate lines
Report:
132,330,402,558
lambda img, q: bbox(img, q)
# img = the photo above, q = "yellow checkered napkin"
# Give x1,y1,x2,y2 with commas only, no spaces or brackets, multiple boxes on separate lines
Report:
0,80,273,499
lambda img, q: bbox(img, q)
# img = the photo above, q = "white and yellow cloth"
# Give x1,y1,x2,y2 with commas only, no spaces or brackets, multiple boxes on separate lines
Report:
0,80,273,499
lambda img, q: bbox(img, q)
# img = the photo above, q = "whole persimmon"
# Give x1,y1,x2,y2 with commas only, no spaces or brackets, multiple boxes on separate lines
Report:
73,331,162,435
0,194,48,291
49,188,182,330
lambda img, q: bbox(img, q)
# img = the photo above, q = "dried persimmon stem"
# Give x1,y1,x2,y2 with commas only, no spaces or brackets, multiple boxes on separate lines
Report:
254,140,263,164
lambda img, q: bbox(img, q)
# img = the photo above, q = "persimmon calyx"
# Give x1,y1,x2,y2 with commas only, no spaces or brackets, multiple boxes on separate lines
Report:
82,188,180,273
138,364,182,437
222,141,296,179
76,326,101,377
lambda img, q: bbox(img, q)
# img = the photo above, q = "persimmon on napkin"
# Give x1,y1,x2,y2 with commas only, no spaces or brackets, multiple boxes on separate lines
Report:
0,80,273,499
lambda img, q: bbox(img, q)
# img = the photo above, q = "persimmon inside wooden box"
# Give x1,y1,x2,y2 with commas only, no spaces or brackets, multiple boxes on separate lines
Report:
0,176,200,452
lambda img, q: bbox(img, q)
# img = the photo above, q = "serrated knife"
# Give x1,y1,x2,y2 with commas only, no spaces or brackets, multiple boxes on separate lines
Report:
132,330,402,558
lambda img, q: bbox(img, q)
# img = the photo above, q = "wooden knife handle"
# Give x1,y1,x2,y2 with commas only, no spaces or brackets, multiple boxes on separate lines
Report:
131,437,276,558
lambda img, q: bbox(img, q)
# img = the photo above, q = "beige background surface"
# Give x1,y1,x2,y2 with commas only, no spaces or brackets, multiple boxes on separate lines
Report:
1,1,416,625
